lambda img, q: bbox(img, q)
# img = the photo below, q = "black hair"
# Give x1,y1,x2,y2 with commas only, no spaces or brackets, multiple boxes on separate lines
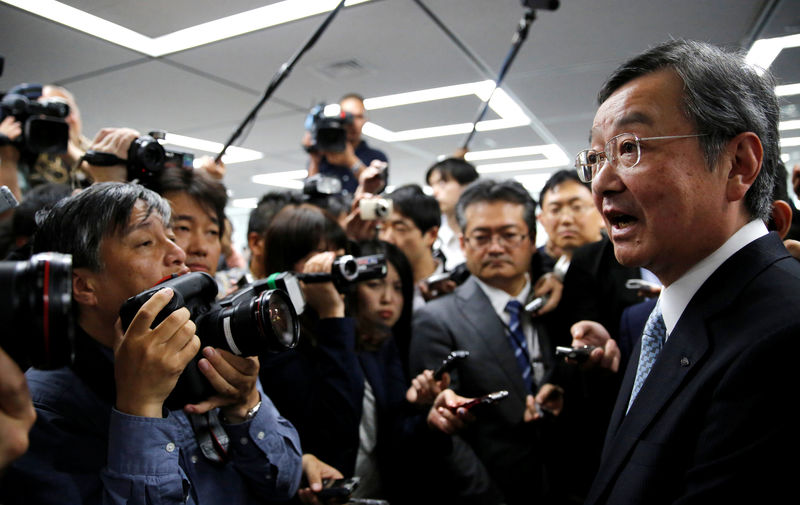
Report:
32,182,170,271
247,190,303,236
456,179,537,241
538,170,590,208
425,157,479,186
12,182,72,238
263,204,348,274
598,39,779,221
385,184,441,235
155,166,228,236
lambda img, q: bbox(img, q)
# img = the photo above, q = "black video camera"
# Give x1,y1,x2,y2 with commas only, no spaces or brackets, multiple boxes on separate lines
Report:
83,130,194,188
0,85,69,155
297,254,387,293
119,271,299,408
0,253,74,370
304,103,353,153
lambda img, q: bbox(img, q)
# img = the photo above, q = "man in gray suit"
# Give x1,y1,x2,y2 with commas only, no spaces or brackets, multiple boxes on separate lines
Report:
409,179,572,505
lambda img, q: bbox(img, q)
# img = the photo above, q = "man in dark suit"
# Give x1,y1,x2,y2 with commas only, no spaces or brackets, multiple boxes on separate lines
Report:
571,39,800,504
409,179,573,505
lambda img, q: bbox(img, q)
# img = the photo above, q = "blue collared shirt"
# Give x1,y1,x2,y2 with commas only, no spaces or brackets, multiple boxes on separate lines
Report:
3,335,303,505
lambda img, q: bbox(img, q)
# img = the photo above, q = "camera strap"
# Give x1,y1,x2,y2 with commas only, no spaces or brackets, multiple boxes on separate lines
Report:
188,411,230,464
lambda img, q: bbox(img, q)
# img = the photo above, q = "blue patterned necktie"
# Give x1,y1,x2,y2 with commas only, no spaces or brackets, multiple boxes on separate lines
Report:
627,302,667,413
504,300,534,393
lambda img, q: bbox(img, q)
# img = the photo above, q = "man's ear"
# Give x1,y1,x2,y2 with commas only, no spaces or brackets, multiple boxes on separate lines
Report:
770,200,793,239
72,268,99,307
725,132,763,203
423,226,439,250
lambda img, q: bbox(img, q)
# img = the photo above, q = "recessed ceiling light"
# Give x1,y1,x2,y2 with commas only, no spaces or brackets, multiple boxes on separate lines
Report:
231,198,259,209
780,120,800,131
746,33,800,72
361,81,530,142
2,0,372,57
776,83,800,97
160,133,263,165
251,170,307,189
466,144,570,173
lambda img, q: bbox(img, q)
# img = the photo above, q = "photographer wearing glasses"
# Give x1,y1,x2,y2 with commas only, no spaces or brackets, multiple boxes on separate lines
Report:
571,40,799,505
410,179,576,505
2,182,302,504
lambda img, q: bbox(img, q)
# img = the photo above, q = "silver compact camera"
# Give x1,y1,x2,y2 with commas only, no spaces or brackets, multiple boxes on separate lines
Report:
359,197,393,220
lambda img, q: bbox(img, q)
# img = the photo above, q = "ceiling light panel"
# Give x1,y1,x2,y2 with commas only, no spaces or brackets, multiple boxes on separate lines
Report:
2,0,372,57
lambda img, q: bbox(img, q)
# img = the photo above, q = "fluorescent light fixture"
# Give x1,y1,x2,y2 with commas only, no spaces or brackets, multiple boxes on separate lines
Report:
781,137,800,148
231,198,259,209
513,173,553,195
466,145,556,162
2,0,372,57
251,170,307,189
361,81,530,142
160,133,263,165
746,33,800,72
468,145,570,173
782,153,791,163
780,120,800,131
776,83,800,97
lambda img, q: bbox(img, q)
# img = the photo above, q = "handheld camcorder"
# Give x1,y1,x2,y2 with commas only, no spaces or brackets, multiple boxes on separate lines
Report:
0,85,69,155
297,254,387,293
304,103,353,153
0,252,74,370
83,130,194,187
119,271,299,408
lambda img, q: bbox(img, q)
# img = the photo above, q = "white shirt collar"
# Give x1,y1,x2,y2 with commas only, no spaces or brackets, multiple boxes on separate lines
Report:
660,219,767,335
473,275,532,322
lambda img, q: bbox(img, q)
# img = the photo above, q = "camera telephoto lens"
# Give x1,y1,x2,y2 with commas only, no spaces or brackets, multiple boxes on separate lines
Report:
0,252,74,369
210,288,299,356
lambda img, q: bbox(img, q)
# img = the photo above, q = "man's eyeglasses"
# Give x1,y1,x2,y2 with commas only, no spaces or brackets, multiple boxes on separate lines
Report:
464,231,528,249
543,202,595,219
575,132,707,183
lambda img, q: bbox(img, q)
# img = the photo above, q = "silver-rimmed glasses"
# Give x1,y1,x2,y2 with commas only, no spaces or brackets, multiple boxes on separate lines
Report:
575,132,707,183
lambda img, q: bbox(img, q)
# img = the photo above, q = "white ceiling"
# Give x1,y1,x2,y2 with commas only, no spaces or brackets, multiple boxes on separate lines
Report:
2,0,800,206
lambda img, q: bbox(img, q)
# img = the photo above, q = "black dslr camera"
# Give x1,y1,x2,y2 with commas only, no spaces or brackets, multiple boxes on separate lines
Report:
303,103,353,153
0,85,69,155
297,254,387,293
0,252,74,370
83,130,194,188
119,272,299,408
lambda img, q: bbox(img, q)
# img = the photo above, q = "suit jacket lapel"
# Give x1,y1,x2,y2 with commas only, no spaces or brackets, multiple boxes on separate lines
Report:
588,233,790,502
456,277,529,400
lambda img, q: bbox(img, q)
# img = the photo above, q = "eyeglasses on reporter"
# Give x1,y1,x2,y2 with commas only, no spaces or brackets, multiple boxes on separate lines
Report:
464,231,529,249
575,132,707,183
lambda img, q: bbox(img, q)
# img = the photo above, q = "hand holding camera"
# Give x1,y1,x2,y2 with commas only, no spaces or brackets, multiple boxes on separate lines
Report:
114,287,201,418
299,252,346,319
427,389,477,435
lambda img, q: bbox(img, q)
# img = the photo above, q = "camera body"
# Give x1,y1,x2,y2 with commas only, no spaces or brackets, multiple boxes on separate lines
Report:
0,89,69,155
126,131,194,185
359,197,393,220
304,103,353,153
119,272,300,408
0,252,74,370
297,254,387,293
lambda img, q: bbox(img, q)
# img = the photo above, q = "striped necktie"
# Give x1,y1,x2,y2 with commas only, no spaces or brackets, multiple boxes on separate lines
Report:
504,300,534,392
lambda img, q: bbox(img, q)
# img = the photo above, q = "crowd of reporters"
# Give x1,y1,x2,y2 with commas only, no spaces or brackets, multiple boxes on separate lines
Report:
2,38,800,505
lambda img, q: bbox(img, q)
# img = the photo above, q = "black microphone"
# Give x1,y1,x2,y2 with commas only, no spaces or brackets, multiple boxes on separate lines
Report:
522,0,559,10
